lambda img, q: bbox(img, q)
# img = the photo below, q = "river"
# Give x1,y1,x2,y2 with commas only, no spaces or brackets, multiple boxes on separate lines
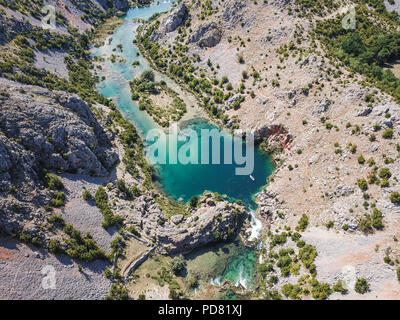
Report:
91,0,274,295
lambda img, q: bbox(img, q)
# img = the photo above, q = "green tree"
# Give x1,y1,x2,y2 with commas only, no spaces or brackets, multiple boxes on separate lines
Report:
45,173,64,190
390,192,400,204
170,254,186,275
354,278,370,294
189,196,199,209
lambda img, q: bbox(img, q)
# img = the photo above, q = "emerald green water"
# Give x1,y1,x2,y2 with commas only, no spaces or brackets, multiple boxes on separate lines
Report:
92,1,273,293
152,119,274,209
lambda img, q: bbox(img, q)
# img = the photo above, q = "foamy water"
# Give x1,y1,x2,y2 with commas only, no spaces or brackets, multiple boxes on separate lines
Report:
247,211,263,242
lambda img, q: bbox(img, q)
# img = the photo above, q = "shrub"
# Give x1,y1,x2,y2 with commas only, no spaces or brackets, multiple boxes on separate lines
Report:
326,221,334,229
45,174,64,190
51,192,66,207
189,196,199,209
281,283,302,300
95,186,122,228
47,214,65,227
311,281,331,300
357,178,368,191
379,168,392,180
371,208,383,229
354,278,370,294
296,214,309,232
105,283,129,300
48,239,63,254
63,224,106,262
397,267,400,282
170,254,186,275
390,192,400,204
299,245,317,272
382,128,394,139
116,179,128,194
82,189,92,201
296,240,306,248
188,276,198,288
141,70,155,82
333,280,347,294
271,233,287,247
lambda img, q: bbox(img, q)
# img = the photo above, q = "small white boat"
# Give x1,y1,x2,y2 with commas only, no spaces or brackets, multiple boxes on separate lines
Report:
250,175,255,181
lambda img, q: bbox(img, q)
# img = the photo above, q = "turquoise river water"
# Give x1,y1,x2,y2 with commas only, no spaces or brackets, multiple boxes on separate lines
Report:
92,1,274,294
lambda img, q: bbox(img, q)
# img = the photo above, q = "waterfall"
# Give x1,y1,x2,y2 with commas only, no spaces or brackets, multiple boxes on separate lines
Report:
247,210,262,242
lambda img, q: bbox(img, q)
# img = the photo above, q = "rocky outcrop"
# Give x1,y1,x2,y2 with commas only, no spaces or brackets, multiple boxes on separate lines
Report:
150,3,188,41
96,0,130,11
188,23,222,48
254,124,293,151
0,78,118,236
313,98,331,115
256,190,283,225
120,192,248,255
0,132,48,235
222,0,246,29
0,81,118,176
163,3,188,32
0,13,32,44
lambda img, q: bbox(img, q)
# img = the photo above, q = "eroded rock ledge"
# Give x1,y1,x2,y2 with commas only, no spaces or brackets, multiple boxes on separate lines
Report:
119,192,248,255
0,78,118,235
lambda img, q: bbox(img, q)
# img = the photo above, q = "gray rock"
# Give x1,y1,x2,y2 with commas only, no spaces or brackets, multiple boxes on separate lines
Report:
120,193,247,255
0,79,119,237
313,98,331,115
0,86,118,176
171,214,184,225
150,3,188,41
0,12,32,44
163,3,188,33
222,0,246,29
357,107,372,117
188,23,222,48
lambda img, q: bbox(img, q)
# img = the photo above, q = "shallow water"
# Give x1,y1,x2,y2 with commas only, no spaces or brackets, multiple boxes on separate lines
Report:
92,1,272,294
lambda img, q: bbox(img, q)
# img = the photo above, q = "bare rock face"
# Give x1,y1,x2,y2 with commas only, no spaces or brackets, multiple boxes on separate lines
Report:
96,0,130,11
0,12,32,44
222,0,247,28
188,23,222,48
0,133,48,235
313,98,331,115
163,3,188,33
254,124,293,151
150,3,188,41
121,192,248,255
0,82,118,176
0,79,118,236
257,190,283,225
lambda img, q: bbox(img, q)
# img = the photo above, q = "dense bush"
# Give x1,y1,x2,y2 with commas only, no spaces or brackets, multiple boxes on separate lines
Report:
315,5,400,103
390,192,400,204
94,186,123,228
105,283,129,300
63,224,106,262
170,254,186,275
354,278,370,294
48,239,63,254
82,189,92,201
45,173,64,191
296,214,309,232
189,196,199,209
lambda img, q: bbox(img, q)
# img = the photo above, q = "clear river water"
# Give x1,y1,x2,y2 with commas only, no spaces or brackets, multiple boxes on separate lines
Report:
92,0,274,295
